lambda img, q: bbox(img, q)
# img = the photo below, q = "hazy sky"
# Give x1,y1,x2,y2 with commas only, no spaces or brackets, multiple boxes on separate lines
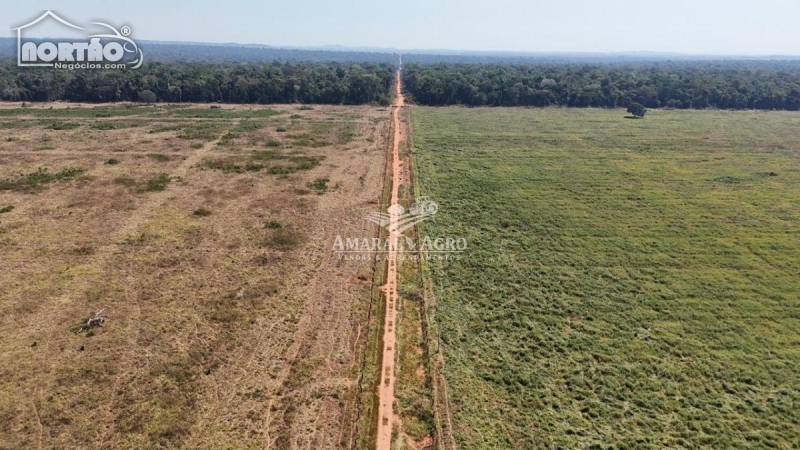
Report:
5,0,800,55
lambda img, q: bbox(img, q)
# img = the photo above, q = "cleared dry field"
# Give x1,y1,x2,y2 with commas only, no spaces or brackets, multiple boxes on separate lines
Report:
0,102,389,449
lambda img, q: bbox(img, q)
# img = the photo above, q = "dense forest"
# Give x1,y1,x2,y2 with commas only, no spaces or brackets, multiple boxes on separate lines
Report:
4,47,800,110
0,61,395,104
402,62,800,110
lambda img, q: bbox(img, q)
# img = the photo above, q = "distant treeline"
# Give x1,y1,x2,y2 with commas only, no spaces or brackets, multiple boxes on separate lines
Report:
4,37,763,65
0,61,395,104
5,57,800,110
0,38,402,64
402,62,800,110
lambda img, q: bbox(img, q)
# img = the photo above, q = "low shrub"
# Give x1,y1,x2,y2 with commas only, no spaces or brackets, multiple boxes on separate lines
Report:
263,229,303,250
140,173,171,192
307,177,329,192
148,153,172,162
0,167,85,192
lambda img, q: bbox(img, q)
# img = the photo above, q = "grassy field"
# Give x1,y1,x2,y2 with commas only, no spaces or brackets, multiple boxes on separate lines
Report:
410,107,800,448
0,102,389,449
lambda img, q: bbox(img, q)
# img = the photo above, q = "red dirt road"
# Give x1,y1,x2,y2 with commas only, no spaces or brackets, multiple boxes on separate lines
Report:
376,69,405,450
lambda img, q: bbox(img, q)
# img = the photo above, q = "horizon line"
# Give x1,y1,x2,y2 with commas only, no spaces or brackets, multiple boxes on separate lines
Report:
4,36,800,58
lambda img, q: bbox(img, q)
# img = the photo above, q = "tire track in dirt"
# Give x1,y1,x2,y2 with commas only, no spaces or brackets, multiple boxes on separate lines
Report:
376,68,405,450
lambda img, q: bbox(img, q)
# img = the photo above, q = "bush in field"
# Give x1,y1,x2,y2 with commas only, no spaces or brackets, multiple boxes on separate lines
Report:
139,173,171,192
264,229,303,250
627,102,647,118
307,177,329,192
0,167,85,192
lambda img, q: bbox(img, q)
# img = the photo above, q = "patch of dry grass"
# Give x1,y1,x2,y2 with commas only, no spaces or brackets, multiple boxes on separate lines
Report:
0,102,390,449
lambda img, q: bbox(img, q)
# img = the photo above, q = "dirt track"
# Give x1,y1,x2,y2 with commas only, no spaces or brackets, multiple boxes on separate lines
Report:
376,69,405,450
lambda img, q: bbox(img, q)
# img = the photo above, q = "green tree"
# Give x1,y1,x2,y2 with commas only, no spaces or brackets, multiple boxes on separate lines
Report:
137,89,157,103
627,102,647,118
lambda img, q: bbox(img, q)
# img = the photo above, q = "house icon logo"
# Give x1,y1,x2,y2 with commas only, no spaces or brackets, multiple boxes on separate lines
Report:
13,11,144,69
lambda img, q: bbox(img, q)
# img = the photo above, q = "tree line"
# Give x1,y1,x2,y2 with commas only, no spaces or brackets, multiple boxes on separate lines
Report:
5,58,800,110
401,61,800,110
0,61,395,105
